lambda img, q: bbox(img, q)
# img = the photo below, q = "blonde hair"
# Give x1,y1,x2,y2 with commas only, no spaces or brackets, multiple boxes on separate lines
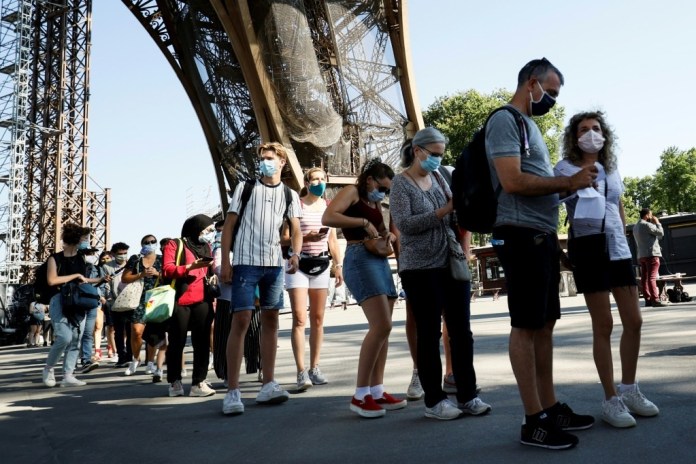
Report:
304,167,326,184
257,142,288,161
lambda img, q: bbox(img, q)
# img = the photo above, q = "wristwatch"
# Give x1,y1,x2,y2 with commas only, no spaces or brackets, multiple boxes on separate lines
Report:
287,250,298,258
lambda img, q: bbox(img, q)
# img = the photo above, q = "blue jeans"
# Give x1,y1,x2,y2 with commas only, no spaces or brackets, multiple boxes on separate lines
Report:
231,265,284,311
46,294,86,374
80,306,99,363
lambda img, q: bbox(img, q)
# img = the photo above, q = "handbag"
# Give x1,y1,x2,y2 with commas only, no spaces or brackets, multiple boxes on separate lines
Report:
447,232,472,281
431,170,471,281
61,281,101,310
111,279,144,312
205,274,222,299
362,236,393,258
143,239,184,323
567,181,609,270
298,254,331,276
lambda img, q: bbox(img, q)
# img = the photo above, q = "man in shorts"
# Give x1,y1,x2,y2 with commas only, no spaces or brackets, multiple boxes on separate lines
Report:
219,142,303,415
486,58,598,450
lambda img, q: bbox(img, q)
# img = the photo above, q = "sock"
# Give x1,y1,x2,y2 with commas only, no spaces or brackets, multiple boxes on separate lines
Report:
370,384,385,400
354,386,371,401
618,383,636,394
524,410,548,425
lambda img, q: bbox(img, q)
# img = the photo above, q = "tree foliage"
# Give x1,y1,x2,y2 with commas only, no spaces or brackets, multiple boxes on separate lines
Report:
422,89,566,166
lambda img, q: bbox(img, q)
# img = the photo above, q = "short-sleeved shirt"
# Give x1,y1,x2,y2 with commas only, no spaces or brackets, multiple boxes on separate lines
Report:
554,160,631,261
227,179,301,267
126,254,163,311
485,106,559,233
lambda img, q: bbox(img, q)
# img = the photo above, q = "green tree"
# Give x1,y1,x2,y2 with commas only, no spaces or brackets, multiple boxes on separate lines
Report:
423,89,566,166
622,175,656,224
651,147,696,213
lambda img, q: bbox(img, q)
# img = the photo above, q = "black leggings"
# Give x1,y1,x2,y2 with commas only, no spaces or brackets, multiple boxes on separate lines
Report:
166,301,213,385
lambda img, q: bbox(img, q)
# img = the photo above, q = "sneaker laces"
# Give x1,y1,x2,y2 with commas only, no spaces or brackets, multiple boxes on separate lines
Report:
605,397,629,415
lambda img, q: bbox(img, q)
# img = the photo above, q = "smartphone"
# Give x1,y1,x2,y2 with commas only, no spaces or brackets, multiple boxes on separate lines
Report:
319,227,329,235
198,256,214,263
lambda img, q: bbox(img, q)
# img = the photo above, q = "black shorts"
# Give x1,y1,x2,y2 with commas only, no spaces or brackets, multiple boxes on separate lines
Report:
492,226,561,330
573,258,637,294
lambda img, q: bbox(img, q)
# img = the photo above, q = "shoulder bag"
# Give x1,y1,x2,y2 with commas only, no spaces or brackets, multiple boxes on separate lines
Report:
567,181,609,271
362,236,393,258
432,171,471,281
111,258,145,313
143,239,184,323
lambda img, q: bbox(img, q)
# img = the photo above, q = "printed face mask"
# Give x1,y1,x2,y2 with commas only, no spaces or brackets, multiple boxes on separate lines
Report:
140,244,157,255
530,81,556,116
260,159,278,177
577,130,605,153
420,154,442,172
308,182,326,197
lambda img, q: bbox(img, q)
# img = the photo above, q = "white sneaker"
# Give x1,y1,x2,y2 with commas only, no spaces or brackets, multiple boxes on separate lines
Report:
42,366,56,388
124,360,139,376
61,373,86,387
256,380,289,404
424,399,462,420
296,370,312,392
145,361,155,375
620,384,659,417
222,389,244,415
169,380,184,397
602,396,636,428
458,397,492,416
152,368,163,383
208,353,214,371
190,381,216,397
406,370,424,400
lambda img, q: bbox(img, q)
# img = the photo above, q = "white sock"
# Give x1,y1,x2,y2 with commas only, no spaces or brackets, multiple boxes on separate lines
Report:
354,386,371,401
370,384,385,400
618,383,636,394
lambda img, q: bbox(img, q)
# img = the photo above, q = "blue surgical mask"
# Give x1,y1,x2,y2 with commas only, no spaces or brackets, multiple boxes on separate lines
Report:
367,189,385,203
140,244,157,255
530,81,556,116
77,240,90,250
420,154,441,172
260,159,277,177
199,231,215,245
308,182,326,197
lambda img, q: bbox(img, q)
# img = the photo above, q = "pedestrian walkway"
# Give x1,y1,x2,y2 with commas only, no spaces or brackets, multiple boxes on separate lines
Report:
1,284,695,463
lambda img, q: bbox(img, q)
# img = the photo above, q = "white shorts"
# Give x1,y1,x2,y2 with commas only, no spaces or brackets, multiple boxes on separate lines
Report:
285,265,331,290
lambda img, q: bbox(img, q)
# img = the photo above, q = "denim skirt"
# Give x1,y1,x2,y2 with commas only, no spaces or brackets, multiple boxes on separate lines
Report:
343,243,397,304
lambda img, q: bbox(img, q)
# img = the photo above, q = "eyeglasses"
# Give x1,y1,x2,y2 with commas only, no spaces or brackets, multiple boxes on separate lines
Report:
419,146,444,157
377,186,390,194
143,240,157,245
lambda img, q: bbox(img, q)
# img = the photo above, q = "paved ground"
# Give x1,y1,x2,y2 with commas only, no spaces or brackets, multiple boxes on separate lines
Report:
1,284,695,464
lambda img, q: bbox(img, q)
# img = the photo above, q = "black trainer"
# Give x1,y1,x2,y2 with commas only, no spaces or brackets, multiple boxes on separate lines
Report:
547,402,595,431
521,414,579,450
79,361,99,374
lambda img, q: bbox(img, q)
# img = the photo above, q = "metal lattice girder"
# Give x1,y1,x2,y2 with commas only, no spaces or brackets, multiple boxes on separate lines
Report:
125,1,423,203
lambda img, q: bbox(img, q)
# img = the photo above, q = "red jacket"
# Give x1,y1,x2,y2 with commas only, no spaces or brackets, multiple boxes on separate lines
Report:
162,239,208,306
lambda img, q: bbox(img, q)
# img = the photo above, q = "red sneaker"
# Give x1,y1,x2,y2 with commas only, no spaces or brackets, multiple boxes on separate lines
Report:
350,394,386,418
375,392,407,410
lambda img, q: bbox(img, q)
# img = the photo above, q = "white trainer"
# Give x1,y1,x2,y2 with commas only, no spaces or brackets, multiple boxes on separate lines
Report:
424,399,462,420
406,370,424,401
190,381,216,397
256,380,289,404
60,373,86,387
602,396,636,428
222,388,244,415
620,384,659,417
124,360,139,376
42,366,56,388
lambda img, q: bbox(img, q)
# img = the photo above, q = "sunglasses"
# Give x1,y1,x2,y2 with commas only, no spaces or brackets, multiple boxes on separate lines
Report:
143,240,157,245
377,186,390,194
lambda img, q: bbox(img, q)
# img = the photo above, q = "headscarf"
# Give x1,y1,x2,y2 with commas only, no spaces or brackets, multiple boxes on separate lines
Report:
180,214,214,258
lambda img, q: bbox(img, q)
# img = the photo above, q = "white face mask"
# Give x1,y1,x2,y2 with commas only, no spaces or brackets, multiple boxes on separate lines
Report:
578,130,605,153
85,255,98,265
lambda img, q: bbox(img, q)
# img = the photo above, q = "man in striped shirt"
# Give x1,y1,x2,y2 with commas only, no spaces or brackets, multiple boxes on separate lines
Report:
220,142,303,416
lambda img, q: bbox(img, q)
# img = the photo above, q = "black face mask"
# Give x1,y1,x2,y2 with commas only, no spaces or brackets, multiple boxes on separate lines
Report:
530,81,556,116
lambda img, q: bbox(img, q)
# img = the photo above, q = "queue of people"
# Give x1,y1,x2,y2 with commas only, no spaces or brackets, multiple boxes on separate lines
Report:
31,56,663,452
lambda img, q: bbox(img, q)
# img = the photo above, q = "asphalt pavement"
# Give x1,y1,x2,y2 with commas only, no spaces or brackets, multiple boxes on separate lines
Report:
1,284,695,464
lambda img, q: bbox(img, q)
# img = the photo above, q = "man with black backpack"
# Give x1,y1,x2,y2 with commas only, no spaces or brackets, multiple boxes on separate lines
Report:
219,142,303,416
485,58,598,450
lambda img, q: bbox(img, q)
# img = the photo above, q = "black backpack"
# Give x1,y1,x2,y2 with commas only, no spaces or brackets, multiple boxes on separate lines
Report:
451,106,528,233
33,252,63,304
230,179,294,251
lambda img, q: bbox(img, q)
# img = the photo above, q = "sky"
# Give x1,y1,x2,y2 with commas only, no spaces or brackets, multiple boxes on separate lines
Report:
87,1,696,251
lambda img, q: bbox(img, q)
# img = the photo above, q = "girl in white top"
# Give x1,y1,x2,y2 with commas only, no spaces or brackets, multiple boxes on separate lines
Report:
283,167,343,390
556,111,658,429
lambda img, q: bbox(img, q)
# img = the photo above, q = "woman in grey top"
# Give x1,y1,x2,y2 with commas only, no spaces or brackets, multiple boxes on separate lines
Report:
390,127,490,420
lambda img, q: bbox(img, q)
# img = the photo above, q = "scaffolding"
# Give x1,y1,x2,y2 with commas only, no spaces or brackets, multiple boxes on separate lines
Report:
0,0,33,285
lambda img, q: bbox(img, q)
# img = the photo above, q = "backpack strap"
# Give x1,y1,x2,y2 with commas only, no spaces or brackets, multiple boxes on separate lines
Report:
230,179,256,250
484,106,530,198
283,184,294,237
